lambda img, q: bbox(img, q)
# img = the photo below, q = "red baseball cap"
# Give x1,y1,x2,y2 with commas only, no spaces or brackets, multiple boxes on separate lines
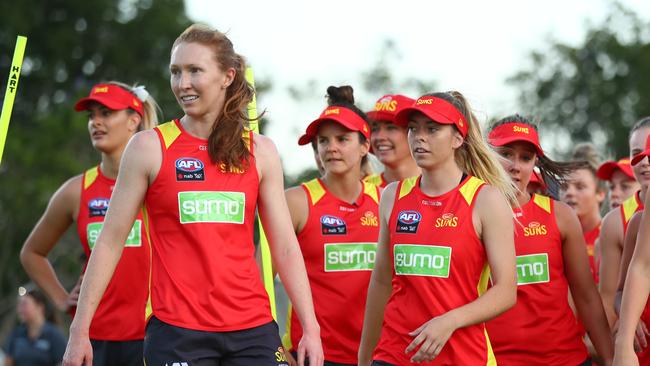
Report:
487,122,544,156
74,83,144,117
298,106,370,146
367,94,415,123
596,158,635,180
632,135,650,166
394,95,468,137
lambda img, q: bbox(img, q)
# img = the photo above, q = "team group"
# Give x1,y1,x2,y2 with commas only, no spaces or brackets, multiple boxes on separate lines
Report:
11,23,650,366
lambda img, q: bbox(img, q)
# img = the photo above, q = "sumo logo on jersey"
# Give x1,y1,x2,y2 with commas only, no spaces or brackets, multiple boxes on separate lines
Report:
175,157,205,181
321,215,347,235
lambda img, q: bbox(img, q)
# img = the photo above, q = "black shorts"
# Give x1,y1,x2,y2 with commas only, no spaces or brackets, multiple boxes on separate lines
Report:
144,316,286,366
290,351,354,366
90,339,143,366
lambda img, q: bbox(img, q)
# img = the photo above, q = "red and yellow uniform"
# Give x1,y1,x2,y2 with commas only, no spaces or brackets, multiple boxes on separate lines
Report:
486,194,587,365
76,166,149,341
364,173,387,188
373,175,495,365
619,191,650,363
143,120,272,331
285,178,380,364
584,224,601,284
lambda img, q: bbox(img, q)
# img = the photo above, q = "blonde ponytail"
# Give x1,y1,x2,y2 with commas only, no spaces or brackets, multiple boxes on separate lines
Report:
435,91,518,206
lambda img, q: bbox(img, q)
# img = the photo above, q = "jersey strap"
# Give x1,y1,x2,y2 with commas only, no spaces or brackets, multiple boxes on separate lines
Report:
533,194,552,214
362,180,380,205
83,166,99,190
459,176,485,206
156,120,182,150
303,179,326,206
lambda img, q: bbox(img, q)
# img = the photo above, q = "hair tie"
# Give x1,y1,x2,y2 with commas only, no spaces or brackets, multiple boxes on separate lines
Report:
132,85,149,103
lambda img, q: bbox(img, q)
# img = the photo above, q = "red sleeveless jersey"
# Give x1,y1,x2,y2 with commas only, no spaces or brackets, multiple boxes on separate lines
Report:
285,178,380,363
373,175,495,365
486,194,587,365
364,173,387,188
143,120,272,331
584,223,601,284
619,191,650,362
76,165,149,340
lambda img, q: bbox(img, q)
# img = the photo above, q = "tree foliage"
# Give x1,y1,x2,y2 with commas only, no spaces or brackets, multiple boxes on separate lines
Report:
0,0,192,331
510,2,650,159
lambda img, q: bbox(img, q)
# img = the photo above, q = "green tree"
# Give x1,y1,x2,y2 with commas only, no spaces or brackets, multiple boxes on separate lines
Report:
0,0,192,332
509,2,650,159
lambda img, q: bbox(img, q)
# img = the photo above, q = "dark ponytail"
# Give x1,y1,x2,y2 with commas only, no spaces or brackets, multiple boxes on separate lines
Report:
489,114,586,191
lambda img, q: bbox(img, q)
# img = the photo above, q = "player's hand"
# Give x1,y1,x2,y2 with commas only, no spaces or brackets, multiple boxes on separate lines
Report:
405,314,457,363
296,327,323,366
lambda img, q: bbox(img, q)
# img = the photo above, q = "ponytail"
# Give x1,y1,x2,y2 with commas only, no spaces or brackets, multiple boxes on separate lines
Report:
429,91,518,206
173,23,255,171
489,114,586,192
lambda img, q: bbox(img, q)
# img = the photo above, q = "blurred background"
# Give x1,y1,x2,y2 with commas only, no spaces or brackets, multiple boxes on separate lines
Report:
2,0,650,360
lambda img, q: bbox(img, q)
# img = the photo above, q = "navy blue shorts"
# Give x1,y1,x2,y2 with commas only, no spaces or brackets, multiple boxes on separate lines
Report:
144,316,287,366
90,339,143,366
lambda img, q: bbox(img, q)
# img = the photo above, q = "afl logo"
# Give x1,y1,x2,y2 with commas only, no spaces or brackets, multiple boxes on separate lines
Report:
175,158,204,172
321,215,347,235
396,210,421,234
398,211,421,225
175,157,205,182
89,198,110,217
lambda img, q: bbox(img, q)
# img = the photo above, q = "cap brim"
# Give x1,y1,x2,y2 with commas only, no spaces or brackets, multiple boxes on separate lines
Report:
632,151,650,166
298,133,313,146
488,135,545,157
394,106,455,129
298,116,365,146
367,111,396,123
74,96,128,112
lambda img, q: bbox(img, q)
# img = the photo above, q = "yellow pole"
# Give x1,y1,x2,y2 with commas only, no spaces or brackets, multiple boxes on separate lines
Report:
0,36,27,164
246,67,277,319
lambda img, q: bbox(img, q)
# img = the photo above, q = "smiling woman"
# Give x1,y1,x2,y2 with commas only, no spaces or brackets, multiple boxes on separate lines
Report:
62,24,323,366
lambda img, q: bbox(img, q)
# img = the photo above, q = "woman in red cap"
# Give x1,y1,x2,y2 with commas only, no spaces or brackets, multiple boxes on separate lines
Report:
561,143,606,283
598,118,650,329
364,94,420,188
358,91,517,366
20,81,159,365
485,114,613,366
63,24,323,366
282,85,380,366
597,158,640,211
